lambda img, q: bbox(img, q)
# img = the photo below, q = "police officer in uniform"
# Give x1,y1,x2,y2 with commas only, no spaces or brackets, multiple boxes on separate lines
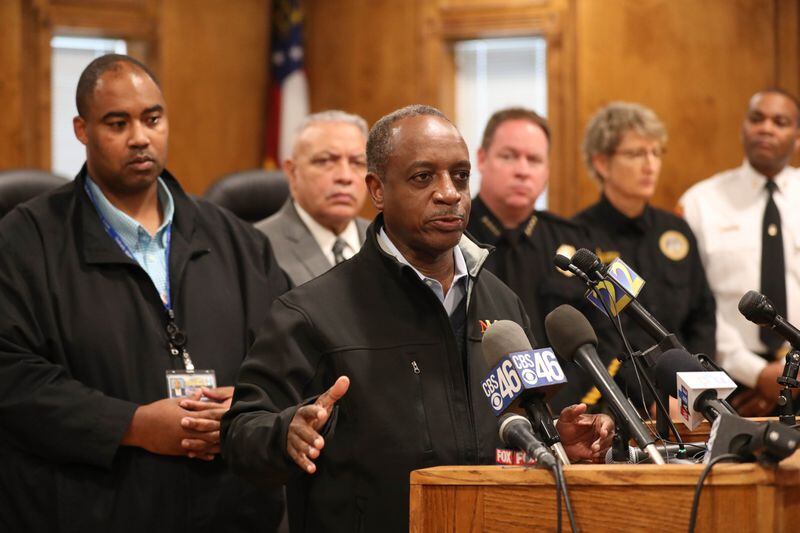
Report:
575,102,716,409
466,108,608,411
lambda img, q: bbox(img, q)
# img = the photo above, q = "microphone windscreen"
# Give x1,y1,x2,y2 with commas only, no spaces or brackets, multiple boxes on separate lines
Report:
738,290,774,325
571,248,600,274
553,253,572,270
482,320,533,367
544,305,597,361
653,348,703,397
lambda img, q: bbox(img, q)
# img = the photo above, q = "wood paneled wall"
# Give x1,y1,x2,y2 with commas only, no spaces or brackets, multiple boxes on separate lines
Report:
0,0,50,170
2,0,798,205
304,0,800,216
0,0,26,168
0,0,269,195
158,0,270,194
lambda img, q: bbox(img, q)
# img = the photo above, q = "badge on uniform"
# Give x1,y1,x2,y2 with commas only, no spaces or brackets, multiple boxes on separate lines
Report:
166,369,217,399
659,230,689,261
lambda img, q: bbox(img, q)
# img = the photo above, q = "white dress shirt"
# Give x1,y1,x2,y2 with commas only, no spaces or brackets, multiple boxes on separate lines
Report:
294,202,362,266
679,160,800,387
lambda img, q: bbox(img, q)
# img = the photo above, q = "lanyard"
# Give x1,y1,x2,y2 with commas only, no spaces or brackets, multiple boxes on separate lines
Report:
84,180,195,371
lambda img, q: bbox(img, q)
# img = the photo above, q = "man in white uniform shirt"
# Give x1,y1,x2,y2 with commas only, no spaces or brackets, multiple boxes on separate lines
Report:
679,89,800,416
256,110,370,286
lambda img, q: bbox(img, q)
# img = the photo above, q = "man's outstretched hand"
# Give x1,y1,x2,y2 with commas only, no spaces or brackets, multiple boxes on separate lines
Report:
287,376,350,474
556,403,615,463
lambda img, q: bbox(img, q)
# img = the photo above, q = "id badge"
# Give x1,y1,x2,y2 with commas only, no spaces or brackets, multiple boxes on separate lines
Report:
166,369,217,399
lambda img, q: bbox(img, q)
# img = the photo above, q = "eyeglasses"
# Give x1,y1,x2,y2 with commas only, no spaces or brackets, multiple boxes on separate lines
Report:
613,147,665,161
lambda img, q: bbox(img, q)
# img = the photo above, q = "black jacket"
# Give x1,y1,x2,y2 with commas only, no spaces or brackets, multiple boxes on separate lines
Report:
0,168,289,532
222,216,534,533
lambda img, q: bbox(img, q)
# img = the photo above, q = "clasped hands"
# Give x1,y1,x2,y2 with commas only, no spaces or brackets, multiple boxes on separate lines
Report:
122,386,234,461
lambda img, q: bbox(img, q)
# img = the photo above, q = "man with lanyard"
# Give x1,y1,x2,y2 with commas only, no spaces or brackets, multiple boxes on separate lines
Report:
0,54,289,530
222,105,614,533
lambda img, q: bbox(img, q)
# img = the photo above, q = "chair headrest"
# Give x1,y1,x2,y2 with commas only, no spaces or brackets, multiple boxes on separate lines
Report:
204,169,290,223
0,169,70,219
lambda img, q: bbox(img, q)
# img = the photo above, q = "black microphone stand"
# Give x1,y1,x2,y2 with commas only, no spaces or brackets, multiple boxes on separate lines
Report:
610,420,631,462
776,349,800,426
629,334,684,445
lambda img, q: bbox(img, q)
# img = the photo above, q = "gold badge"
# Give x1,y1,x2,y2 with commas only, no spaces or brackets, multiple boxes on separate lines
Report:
555,244,576,276
659,230,689,261
597,249,620,265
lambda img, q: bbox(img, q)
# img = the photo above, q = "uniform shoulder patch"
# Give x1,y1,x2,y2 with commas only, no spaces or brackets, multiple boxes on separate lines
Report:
659,230,689,261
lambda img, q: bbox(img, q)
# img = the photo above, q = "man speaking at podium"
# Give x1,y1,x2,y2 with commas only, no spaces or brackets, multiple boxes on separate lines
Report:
222,105,613,532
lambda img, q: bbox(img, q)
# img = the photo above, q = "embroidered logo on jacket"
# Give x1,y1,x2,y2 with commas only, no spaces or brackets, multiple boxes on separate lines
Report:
479,320,498,334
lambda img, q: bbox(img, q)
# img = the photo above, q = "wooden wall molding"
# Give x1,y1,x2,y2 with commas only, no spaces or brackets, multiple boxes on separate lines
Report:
438,3,559,40
49,0,155,39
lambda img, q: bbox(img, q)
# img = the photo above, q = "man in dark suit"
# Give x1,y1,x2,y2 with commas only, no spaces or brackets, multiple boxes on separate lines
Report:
256,110,370,286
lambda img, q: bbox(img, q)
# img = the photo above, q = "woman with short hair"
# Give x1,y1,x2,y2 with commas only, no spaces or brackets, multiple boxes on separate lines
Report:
575,102,716,410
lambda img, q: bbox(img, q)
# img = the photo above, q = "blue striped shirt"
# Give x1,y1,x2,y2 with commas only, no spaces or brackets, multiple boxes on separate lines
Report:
86,177,175,305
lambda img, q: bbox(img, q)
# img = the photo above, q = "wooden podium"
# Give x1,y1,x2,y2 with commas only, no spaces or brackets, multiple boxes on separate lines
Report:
409,451,800,532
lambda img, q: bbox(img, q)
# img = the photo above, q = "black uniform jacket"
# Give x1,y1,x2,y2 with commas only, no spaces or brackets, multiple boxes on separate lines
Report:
574,196,716,404
466,197,614,411
0,168,289,532
222,215,535,533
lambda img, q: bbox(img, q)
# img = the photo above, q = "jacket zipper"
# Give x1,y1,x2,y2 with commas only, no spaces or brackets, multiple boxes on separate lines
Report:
463,350,479,464
411,360,433,452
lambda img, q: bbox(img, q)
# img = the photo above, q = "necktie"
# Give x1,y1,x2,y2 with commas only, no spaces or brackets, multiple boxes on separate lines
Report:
760,180,787,352
332,238,346,265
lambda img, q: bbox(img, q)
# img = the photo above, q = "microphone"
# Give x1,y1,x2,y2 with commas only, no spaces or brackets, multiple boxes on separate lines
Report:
571,249,673,342
739,290,800,349
652,349,737,430
706,413,798,464
553,254,591,284
498,413,557,469
544,304,666,465
571,248,604,282
480,320,568,465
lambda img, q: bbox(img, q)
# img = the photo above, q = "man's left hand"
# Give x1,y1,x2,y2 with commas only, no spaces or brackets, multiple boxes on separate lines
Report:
178,386,235,460
556,403,614,463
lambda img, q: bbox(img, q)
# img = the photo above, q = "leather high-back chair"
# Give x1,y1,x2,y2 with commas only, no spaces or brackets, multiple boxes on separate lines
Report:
203,169,290,223
0,169,70,219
